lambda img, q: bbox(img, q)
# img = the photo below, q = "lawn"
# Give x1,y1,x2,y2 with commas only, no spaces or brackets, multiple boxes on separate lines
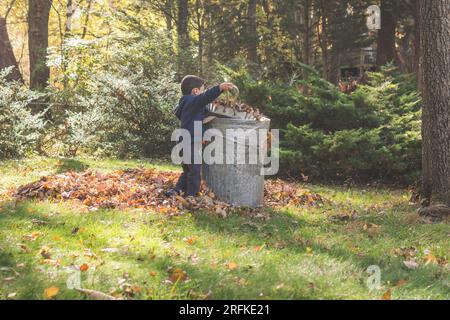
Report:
0,157,448,300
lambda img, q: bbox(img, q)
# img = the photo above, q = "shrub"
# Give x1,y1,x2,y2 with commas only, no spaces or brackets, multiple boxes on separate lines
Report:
0,68,46,159
46,29,179,158
221,63,422,184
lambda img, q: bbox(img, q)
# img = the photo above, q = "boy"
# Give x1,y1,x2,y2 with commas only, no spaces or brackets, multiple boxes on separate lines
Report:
166,75,236,197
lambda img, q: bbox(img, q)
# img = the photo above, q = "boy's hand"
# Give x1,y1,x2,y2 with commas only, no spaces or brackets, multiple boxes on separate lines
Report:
220,82,237,92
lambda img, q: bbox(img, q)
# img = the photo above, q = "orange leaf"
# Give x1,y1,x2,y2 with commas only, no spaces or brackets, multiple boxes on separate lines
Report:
44,286,60,299
227,262,238,270
381,289,392,300
80,264,89,272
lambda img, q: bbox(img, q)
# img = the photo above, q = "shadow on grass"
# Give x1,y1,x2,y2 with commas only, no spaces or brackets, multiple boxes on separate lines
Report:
54,158,89,174
190,207,450,298
0,198,448,299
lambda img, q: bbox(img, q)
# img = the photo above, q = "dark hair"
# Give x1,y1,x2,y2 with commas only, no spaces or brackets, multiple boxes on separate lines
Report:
181,75,205,95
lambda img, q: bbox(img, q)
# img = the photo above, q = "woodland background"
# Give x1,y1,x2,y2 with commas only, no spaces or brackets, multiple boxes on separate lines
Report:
0,0,433,184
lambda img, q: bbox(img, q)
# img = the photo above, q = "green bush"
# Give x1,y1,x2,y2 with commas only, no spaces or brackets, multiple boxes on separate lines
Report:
0,68,46,159
46,29,179,158
222,64,422,184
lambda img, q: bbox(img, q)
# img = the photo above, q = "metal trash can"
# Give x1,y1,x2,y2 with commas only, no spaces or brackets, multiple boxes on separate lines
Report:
203,117,271,207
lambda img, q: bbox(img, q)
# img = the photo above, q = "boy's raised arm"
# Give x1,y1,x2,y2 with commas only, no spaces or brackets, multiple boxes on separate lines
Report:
190,83,236,112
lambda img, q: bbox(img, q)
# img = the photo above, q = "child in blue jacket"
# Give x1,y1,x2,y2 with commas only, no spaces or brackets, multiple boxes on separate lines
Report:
166,75,235,197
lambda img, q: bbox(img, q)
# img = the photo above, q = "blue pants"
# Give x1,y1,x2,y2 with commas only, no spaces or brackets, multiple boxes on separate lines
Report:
174,142,202,197
174,163,202,197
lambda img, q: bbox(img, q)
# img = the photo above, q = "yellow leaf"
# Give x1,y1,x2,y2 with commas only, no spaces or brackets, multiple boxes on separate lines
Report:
44,286,60,299
425,254,438,265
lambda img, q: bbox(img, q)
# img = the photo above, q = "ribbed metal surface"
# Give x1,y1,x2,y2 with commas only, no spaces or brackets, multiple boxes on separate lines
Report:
203,117,270,207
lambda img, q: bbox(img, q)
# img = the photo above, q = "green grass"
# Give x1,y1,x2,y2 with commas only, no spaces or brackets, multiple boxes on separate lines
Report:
0,157,449,300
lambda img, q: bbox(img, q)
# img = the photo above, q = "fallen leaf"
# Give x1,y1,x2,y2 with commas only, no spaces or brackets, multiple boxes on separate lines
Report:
44,286,60,299
39,246,51,259
381,289,392,300
403,260,419,270
7,292,17,299
80,264,89,272
227,262,238,270
396,280,408,287
23,232,41,241
424,253,438,265
184,236,197,245
101,248,119,253
168,267,188,283
42,259,60,266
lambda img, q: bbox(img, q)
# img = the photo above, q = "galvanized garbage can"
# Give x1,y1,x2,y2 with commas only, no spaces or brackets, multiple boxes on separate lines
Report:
202,117,271,207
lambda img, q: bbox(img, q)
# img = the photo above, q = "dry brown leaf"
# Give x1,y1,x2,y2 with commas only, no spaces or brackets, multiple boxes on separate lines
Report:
396,280,408,287
168,267,188,283
39,246,51,259
381,289,392,300
23,232,41,241
13,169,324,215
403,260,419,270
42,259,60,266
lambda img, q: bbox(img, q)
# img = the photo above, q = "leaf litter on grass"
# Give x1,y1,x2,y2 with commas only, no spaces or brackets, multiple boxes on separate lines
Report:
11,169,325,216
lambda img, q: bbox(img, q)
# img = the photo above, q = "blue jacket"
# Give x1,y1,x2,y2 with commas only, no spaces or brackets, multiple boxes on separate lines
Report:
174,85,222,143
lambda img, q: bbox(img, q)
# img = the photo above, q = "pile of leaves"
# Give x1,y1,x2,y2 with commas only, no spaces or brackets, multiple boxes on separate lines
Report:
13,169,324,215
209,100,266,122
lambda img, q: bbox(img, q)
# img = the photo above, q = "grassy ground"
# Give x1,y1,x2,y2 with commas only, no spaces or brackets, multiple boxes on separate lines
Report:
0,157,448,300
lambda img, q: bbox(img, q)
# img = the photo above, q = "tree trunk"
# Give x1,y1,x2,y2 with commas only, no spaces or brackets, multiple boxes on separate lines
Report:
164,0,174,40
66,0,73,34
377,0,397,68
0,17,22,82
420,0,450,205
301,0,311,66
413,0,422,90
195,0,204,75
28,0,52,90
246,0,259,65
176,0,191,77
317,0,329,80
